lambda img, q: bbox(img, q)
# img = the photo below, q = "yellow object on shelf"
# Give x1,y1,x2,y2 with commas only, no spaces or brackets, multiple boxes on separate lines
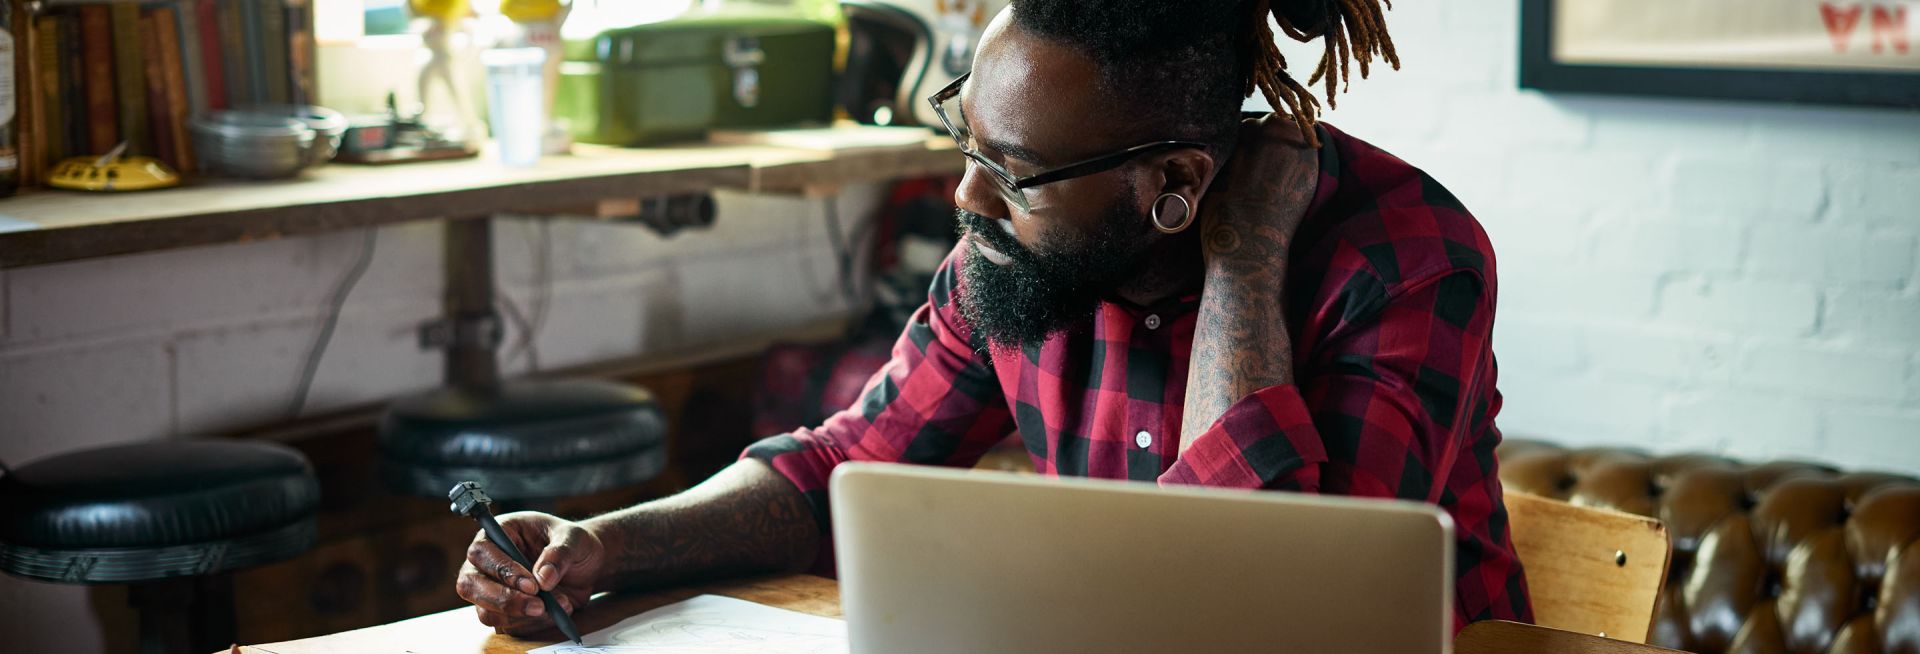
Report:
499,0,564,22
48,145,181,192
410,0,472,21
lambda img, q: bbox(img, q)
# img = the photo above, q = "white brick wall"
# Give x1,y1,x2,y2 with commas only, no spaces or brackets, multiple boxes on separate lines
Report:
1268,2,1920,474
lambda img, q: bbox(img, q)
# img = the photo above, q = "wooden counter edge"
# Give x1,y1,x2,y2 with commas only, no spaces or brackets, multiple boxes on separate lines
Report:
2,138,963,270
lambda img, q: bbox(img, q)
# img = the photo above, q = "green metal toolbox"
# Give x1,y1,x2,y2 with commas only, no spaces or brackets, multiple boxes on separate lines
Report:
557,11,837,146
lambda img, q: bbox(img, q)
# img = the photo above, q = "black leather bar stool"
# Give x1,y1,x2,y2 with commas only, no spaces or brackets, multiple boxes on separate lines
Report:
0,440,321,654
379,379,669,500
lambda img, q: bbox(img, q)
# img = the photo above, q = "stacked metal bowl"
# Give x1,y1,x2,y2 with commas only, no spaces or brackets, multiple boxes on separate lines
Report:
190,106,348,179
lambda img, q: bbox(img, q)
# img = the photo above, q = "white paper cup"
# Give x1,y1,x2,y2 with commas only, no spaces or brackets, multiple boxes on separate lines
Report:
481,47,549,167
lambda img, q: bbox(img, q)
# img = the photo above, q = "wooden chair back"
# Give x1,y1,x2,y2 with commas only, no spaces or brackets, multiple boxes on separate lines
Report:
1503,490,1671,642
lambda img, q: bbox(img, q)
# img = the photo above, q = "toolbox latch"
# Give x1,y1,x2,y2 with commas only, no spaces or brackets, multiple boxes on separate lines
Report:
724,35,766,108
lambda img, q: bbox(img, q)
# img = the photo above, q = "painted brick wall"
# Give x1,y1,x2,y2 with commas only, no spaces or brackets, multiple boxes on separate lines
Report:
1265,2,1920,473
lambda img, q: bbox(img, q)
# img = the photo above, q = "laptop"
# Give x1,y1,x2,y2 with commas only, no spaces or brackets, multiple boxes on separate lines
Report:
830,463,1455,654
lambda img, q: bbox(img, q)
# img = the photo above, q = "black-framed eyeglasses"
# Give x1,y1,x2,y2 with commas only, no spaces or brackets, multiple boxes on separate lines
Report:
928,72,1207,211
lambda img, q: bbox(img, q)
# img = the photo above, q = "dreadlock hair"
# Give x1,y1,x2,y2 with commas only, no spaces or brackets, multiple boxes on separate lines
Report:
1009,0,1399,149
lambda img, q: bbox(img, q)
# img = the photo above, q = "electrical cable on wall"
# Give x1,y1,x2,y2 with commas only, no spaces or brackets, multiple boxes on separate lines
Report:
822,194,862,310
530,219,553,359
288,227,379,419
502,217,552,373
497,291,540,373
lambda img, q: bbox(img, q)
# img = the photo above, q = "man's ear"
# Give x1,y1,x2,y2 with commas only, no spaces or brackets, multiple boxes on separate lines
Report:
1150,148,1217,211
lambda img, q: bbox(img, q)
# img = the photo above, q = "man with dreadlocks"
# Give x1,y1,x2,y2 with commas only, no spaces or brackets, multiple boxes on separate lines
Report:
457,0,1532,636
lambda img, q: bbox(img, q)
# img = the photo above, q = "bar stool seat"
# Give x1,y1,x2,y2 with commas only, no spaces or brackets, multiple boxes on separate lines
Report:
0,440,319,583
378,379,668,500
0,440,320,653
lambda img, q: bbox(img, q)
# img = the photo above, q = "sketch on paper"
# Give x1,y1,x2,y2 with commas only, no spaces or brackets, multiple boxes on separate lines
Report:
528,594,848,654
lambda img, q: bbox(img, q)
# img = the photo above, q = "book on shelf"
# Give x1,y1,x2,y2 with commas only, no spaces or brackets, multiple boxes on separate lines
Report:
192,0,225,112
108,2,148,157
154,5,192,173
13,0,315,187
77,5,115,155
58,9,84,159
174,0,206,116
140,8,170,169
32,13,63,168
255,0,288,105
16,1,39,188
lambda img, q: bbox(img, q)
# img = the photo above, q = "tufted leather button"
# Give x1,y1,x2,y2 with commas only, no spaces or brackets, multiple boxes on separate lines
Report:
1663,467,1749,555
1499,447,1575,501
1848,487,1920,584
1581,458,1659,517
1750,477,1849,567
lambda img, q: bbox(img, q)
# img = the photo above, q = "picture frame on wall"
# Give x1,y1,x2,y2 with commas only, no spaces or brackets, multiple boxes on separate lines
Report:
1519,0,1920,108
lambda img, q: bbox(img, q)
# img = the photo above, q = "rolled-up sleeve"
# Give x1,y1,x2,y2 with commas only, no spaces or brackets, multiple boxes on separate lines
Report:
742,257,1014,536
1160,269,1493,503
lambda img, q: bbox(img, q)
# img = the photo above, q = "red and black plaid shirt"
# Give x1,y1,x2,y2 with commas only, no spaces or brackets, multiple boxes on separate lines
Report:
745,123,1533,630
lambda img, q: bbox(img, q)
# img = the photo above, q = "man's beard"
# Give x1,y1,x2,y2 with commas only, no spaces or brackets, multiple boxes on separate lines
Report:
954,187,1153,350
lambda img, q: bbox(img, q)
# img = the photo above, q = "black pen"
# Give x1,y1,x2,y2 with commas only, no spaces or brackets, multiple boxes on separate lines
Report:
449,481,584,645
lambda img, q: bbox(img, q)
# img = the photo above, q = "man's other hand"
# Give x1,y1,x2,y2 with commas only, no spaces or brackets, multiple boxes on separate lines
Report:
455,511,605,635
1197,113,1320,266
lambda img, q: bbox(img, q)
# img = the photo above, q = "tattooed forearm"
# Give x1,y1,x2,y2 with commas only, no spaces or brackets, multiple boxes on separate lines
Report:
1179,153,1319,453
582,459,819,592
1181,221,1298,450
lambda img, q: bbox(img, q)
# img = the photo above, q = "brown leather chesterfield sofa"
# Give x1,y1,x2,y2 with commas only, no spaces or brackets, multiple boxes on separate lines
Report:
1497,439,1920,654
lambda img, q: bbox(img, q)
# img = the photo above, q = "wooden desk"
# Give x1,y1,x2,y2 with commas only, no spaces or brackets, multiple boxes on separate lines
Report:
229,573,841,654
232,573,1677,654
0,138,962,269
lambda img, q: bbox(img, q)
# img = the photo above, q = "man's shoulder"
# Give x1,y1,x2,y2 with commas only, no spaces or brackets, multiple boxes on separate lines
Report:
1299,124,1496,295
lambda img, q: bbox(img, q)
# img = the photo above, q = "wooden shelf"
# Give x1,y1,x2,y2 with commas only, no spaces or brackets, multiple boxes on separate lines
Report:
0,137,963,269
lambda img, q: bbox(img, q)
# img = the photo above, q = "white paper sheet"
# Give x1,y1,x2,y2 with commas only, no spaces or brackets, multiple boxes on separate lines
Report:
528,594,849,654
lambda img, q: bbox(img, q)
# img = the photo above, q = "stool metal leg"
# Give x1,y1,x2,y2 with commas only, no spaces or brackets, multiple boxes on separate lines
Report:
194,573,237,654
131,578,191,654
129,573,235,654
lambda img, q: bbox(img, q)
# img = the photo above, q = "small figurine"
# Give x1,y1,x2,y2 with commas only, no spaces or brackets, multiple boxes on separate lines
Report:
410,0,478,142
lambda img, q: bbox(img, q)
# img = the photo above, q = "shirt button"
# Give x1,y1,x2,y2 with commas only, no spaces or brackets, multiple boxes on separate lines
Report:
1144,314,1162,330
1135,430,1153,449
